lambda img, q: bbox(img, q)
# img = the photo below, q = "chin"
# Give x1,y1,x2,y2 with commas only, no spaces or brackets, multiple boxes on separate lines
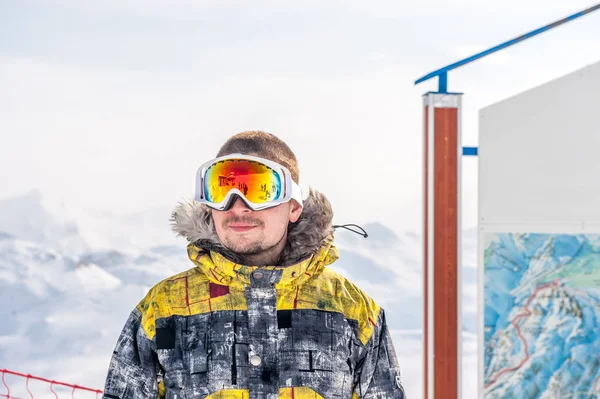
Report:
227,239,262,253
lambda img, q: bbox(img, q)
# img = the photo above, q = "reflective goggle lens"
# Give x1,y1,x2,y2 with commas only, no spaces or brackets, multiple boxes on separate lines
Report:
204,159,282,204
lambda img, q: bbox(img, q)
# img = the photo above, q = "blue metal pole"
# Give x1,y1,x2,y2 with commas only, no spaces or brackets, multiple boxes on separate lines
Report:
439,72,448,93
462,147,478,156
415,3,600,91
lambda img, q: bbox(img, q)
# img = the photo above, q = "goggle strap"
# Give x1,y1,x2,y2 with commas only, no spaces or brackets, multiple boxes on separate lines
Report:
290,181,304,207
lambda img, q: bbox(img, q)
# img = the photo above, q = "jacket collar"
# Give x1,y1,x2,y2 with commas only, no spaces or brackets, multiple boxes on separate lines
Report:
170,189,339,286
186,241,339,287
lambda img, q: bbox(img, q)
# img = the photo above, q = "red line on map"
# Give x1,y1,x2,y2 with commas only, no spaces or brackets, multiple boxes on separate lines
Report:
592,371,600,392
485,281,559,389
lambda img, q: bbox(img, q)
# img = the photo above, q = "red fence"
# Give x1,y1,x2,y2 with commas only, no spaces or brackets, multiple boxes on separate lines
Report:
0,369,102,399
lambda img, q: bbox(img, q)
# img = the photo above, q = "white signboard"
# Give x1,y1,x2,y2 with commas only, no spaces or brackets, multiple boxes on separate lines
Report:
479,60,600,398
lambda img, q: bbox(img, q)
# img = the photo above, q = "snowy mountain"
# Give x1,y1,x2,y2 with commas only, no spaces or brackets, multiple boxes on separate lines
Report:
0,190,479,399
0,190,180,256
0,190,89,255
0,234,188,398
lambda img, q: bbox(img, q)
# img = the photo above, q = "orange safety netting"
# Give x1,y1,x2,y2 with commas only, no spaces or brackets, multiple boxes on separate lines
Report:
0,369,102,399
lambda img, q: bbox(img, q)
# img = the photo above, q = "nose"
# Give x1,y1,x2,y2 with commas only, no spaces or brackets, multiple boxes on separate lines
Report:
230,197,252,214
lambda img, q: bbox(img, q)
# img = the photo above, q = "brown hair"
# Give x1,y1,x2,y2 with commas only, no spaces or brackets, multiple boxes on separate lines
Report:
217,130,300,183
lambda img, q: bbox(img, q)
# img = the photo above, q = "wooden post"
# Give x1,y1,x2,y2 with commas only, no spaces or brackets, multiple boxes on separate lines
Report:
423,92,462,399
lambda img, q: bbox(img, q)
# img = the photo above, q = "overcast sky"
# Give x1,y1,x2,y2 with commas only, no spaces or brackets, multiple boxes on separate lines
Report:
2,0,599,235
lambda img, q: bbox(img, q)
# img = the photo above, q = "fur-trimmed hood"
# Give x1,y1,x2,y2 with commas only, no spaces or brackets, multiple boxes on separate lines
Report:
170,189,335,267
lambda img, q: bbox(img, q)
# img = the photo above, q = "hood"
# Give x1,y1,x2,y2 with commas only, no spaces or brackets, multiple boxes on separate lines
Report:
170,189,335,267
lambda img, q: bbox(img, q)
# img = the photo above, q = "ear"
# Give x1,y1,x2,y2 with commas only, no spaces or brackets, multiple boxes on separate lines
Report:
288,200,303,223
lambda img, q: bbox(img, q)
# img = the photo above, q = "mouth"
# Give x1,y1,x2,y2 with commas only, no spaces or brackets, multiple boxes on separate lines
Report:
228,224,258,233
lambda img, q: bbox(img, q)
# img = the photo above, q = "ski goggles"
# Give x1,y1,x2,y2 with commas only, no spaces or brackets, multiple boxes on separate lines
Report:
195,154,304,211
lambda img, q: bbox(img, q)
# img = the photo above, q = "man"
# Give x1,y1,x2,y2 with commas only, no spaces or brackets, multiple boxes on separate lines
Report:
102,131,406,399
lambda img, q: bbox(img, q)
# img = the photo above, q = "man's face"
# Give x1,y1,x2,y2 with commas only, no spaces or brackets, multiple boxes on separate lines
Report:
212,197,303,256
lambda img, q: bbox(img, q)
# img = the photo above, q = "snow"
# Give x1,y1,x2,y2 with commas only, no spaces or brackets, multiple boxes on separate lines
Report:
75,264,122,293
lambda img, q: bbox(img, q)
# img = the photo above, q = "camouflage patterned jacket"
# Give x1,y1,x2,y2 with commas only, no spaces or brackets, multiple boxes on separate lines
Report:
102,190,406,399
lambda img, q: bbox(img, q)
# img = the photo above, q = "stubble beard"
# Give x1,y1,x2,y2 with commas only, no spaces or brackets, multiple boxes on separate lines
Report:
222,229,288,265
218,212,290,264
224,234,268,255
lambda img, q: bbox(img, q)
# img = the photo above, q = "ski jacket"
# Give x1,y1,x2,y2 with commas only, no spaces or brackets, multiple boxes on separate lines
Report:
102,190,406,399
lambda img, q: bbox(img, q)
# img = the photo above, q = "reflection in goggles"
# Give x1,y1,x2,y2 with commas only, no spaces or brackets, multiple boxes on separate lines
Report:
204,159,282,204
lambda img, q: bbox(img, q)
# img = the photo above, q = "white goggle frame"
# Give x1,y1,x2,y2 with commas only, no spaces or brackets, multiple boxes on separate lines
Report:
195,153,304,211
